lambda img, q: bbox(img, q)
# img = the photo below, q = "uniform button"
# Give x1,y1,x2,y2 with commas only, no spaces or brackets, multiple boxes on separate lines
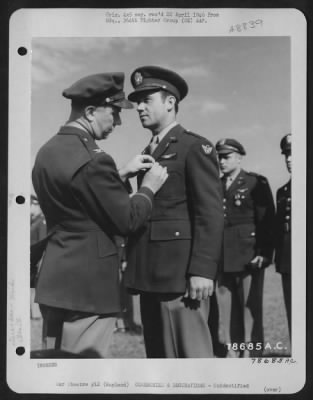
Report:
285,215,290,220
83,138,88,142
175,231,180,237
224,214,227,217
223,205,227,209
121,243,125,248
286,206,291,211
223,198,226,203
251,232,256,237
287,198,291,202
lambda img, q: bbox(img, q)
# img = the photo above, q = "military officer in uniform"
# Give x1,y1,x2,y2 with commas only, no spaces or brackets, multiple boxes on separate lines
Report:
215,139,275,357
32,72,168,357
124,66,224,358
275,134,291,337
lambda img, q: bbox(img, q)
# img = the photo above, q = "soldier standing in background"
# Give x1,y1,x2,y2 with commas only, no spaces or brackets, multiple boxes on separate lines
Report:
275,134,292,337
215,139,275,357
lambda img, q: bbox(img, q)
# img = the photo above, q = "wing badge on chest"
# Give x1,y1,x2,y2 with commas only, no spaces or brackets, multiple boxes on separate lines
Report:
159,152,177,160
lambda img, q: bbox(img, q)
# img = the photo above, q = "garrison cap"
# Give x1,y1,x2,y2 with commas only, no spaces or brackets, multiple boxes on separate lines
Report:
215,138,246,155
62,73,133,109
280,134,291,155
128,66,188,102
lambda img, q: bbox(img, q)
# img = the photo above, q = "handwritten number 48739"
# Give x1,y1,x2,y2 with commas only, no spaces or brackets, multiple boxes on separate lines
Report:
229,19,263,33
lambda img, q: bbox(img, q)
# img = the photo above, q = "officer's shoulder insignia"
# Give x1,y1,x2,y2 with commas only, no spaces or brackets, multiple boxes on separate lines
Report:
201,144,213,155
93,148,105,154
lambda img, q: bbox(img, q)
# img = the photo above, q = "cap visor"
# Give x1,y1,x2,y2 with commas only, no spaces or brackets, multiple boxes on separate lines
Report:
217,149,237,155
128,87,161,102
113,99,134,109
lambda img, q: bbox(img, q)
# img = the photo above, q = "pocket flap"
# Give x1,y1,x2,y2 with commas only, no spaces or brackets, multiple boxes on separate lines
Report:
239,225,256,238
150,220,191,241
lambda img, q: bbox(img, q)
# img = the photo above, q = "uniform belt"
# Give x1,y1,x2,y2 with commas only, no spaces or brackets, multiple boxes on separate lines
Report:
225,219,255,227
48,220,102,232
31,219,107,267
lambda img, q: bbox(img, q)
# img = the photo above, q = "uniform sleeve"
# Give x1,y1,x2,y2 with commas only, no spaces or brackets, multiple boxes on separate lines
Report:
252,176,275,260
71,153,154,236
185,141,224,280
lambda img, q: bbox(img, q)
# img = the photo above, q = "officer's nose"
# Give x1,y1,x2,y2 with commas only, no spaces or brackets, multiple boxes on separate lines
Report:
137,102,145,112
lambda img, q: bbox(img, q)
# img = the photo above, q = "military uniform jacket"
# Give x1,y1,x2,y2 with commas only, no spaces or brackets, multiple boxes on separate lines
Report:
32,126,154,314
124,124,224,293
221,169,275,273
275,180,291,274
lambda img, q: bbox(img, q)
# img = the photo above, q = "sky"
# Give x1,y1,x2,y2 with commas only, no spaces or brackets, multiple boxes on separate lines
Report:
31,36,291,194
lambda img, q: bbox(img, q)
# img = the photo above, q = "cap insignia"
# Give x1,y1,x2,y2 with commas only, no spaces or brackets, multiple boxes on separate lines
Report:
286,135,291,143
134,72,143,86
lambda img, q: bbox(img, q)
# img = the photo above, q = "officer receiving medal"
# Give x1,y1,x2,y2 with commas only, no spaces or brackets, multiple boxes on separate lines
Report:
124,65,224,358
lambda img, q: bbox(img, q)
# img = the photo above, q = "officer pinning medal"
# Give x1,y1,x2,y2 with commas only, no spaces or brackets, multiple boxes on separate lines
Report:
31,72,168,358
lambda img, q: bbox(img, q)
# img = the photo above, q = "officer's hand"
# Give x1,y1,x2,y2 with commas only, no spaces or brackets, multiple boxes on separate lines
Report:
250,255,264,268
141,162,168,194
184,276,214,301
119,155,155,180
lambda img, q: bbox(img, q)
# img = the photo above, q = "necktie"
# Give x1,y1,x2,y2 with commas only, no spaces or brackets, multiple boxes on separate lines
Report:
225,176,233,190
149,135,159,154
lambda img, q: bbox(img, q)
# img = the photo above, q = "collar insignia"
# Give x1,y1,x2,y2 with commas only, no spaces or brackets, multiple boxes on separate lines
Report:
93,149,105,154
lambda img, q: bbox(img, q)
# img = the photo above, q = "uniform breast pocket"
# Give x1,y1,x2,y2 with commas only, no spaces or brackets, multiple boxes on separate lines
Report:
154,167,185,199
238,225,256,241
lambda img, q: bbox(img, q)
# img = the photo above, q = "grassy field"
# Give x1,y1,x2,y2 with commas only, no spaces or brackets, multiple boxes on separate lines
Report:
31,264,290,358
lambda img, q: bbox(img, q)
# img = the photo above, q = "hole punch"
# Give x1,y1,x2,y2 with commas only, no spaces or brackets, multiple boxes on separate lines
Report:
16,346,25,356
16,195,25,204
17,47,27,56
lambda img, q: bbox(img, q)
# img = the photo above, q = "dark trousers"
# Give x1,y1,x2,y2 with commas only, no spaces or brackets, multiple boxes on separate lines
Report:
140,293,213,358
281,273,291,339
217,269,265,357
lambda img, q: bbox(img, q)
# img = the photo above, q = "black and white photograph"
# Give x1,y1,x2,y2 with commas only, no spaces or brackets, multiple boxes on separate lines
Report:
7,8,306,394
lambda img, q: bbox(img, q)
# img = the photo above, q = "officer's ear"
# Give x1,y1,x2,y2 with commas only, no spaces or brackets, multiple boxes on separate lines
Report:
235,153,242,162
84,105,97,122
165,95,176,112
